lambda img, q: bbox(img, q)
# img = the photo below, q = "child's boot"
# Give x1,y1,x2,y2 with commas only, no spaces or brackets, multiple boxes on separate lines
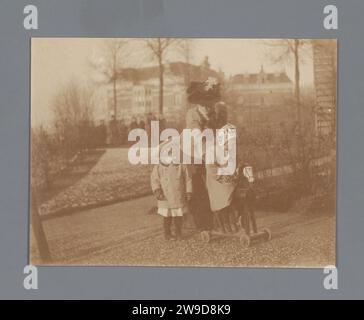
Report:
174,217,183,240
217,211,227,233
163,217,172,240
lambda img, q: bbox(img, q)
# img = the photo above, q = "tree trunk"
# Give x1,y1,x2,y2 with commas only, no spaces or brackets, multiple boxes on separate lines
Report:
158,56,164,115
113,76,117,119
294,39,301,130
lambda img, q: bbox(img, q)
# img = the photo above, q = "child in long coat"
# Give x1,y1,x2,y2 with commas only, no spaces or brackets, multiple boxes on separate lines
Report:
151,160,192,240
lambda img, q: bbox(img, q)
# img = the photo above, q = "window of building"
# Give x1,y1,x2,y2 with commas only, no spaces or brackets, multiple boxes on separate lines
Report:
174,93,182,106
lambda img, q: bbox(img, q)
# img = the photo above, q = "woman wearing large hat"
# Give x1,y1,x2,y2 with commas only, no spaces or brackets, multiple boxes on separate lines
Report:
185,77,221,231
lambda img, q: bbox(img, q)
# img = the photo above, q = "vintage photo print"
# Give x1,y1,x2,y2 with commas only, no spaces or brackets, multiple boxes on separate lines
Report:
30,38,336,267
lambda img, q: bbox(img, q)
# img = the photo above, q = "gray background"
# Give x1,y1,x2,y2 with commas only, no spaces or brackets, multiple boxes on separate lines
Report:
0,0,362,299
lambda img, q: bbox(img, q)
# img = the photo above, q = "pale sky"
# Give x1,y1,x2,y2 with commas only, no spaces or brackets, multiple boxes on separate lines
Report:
31,38,314,126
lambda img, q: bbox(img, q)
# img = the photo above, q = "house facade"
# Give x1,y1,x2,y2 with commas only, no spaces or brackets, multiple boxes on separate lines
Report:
228,67,294,126
105,61,222,126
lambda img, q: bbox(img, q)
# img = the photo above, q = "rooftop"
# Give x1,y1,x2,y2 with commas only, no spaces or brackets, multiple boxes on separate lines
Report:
231,69,292,85
116,61,222,84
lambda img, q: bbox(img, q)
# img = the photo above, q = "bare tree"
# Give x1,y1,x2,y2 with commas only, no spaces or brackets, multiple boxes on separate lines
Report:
176,38,196,85
262,39,311,134
92,39,131,119
144,38,180,115
52,80,96,157
53,80,92,124
53,80,81,125
261,40,315,196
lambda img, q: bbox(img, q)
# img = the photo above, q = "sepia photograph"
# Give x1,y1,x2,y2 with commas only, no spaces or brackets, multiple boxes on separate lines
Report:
30,38,337,267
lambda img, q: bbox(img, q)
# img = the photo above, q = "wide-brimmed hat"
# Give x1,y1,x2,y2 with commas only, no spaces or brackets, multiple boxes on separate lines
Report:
187,77,221,105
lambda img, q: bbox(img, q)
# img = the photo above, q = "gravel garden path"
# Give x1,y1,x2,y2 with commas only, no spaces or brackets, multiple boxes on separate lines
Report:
31,147,335,267
31,195,335,268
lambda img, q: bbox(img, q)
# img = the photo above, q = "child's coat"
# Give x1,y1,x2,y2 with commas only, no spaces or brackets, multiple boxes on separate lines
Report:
151,164,192,210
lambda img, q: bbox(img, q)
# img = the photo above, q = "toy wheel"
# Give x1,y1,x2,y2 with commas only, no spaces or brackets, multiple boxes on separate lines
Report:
262,228,271,241
200,231,210,243
240,234,250,248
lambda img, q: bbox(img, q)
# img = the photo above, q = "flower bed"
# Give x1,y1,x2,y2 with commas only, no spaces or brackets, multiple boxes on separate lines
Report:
39,148,153,217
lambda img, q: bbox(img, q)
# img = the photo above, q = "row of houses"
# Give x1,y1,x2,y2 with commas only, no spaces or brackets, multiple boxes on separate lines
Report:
94,61,222,126
93,54,335,135
227,66,294,126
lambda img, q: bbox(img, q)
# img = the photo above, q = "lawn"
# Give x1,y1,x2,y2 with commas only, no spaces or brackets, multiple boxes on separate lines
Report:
38,148,153,217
